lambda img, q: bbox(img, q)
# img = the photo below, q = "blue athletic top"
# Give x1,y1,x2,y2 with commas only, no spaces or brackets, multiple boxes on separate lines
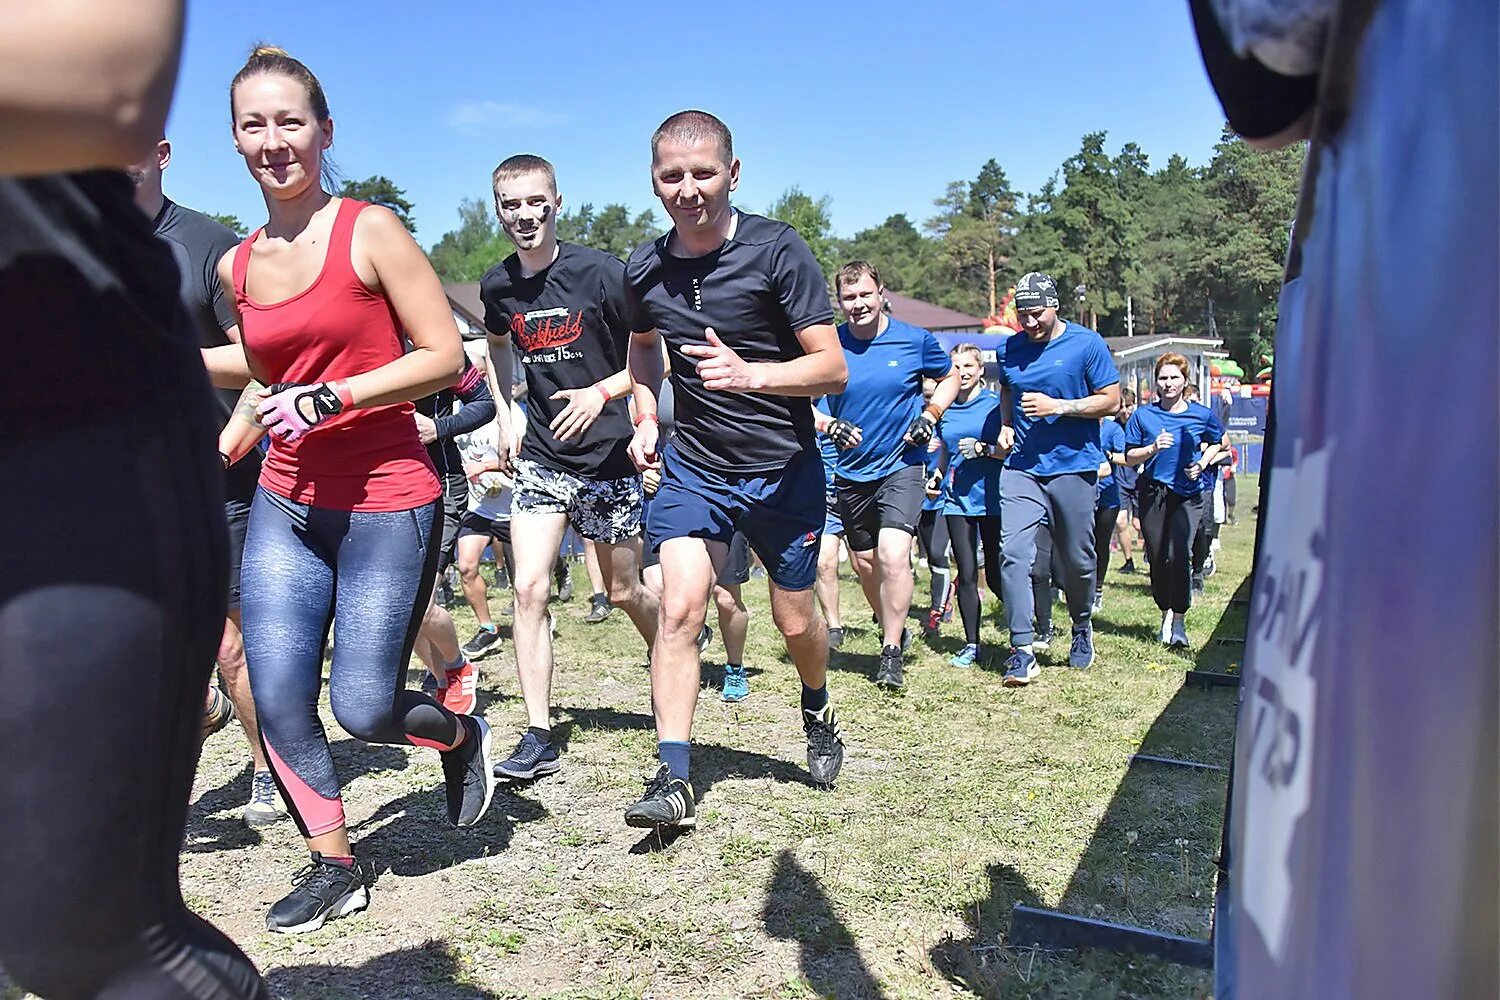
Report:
938,388,1004,516
997,322,1120,475
822,317,951,482
1125,401,1226,495
1097,419,1126,509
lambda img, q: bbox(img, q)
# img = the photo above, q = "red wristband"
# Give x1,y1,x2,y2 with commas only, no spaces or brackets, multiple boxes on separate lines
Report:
634,412,659,427
596,383,611,403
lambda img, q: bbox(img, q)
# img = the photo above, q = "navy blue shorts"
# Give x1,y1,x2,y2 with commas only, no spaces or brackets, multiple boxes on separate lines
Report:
646,443,823,591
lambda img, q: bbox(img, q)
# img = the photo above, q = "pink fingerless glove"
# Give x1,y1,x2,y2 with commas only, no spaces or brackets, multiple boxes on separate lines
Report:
257,381,353,443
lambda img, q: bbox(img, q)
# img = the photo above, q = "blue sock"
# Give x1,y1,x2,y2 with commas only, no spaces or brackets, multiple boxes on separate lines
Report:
801,683,828,714
441,651,465,672
658,741,691,781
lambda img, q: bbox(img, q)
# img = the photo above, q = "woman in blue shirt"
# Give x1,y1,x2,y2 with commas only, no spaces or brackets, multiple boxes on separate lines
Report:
916,378,954,638
938,345,1005,666
1124,353,1228,647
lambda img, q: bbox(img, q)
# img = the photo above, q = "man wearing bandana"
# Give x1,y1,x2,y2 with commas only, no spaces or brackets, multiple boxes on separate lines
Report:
990,273,1121,684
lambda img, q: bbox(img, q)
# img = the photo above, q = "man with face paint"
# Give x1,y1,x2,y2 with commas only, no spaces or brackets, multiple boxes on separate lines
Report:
479,154,659,782
622,110,850,830
991,272,1121,684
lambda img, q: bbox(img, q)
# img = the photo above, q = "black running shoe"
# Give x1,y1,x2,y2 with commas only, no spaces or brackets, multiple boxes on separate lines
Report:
1192,574,1205,595
899,626,913,653
585,594,613,623
556,573,574,603
494,730,560,781
461,627,502,661
876,645,905,690
803,703,845,788
696,624,713,654
440,716,495,827
624,763,696,829
827,626,845,650
1120,559,1137,575
266,853,369,934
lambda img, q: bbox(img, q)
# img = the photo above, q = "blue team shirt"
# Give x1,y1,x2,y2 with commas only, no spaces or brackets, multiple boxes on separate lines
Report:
997,322,1120,476
938,389,1004,516
1113,417,1139,493
1125,401,1226,495
1097,419,1126,509
822,317,951,482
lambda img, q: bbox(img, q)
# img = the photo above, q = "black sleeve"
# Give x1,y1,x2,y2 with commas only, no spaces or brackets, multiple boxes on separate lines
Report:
771,228,835,333
624,250,657,335
433,362,496,439
479,271,512,338
207,232,239,333
599,252,632,365
1188,0,1319,142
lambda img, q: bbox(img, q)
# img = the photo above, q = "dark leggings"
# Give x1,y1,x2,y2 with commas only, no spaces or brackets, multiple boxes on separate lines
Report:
0,402,268,998
945,514,1002,645
916,508,952,612
1095,505,1120,592
1139,481,1207,614
242,488,461,840
1032,522,1065,635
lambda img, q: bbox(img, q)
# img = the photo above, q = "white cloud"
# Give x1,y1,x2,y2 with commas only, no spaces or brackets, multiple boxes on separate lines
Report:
446,101,566,137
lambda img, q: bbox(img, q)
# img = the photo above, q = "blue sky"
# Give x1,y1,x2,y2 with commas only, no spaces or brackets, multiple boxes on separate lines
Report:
164,0,1228,247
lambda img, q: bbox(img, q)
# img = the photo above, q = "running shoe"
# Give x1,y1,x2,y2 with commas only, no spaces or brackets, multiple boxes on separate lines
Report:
495,730,560,781
556,573,574,603
624,763,696,829
461,626,502,661
696,624,713,654
803,703,845,788
1068,625,1095,669
1204,554,1217,578
440,660,478,716
266,853,368,934
440,716,495,827
1033,627,1054,652
721,664,750,703
244,770,287,829
1169,616,1190,649
1002,648,1040,687
1120,559,1137,575
421,670,440,697
923,608,942,639
875,645,905,690
827,626,845,650
202,684,235,738
941,605,953,624
950,643,980,668
1159,609,1174,645
1192,574,1205,595
899,626,913,653
1092,590,1104,613
585,594,614,623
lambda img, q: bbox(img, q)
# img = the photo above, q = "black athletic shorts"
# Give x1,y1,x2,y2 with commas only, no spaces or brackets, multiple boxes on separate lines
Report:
458,510,512,547
1120,485,1139,519
641,524,751,588
436,472,467,573
834,464,925,552
224,496,251,613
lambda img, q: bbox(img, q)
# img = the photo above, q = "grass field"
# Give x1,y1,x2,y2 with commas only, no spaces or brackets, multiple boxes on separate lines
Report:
3,479,1252,1000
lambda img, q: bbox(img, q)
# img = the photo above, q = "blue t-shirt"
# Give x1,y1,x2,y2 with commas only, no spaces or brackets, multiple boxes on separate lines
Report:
1125,401,1226,495
1113,416,1139,493
822,317,951,482
1097,419,1126,509
813,397,839,495
997,322,1120,476
921,437,947,512
938,389,1004,516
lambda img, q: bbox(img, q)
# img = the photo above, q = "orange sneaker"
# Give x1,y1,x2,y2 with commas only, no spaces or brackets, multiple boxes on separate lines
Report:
440,660,478,715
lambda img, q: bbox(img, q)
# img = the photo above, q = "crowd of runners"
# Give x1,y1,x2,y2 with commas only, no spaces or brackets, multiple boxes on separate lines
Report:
1,20,1238,998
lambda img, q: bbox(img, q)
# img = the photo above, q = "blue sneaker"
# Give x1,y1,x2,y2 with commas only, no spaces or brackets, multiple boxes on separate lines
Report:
950,643,980,668
1068,625,1095,669
494,730,560,781
721,664,749,702
1002,648,1040,687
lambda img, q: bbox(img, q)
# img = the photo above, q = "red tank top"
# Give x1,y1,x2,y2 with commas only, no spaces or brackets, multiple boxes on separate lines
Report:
233,199,440,512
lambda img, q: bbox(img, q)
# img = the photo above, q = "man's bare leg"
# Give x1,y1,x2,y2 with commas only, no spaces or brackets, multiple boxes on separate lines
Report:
650,536,720,743
595,535,659,647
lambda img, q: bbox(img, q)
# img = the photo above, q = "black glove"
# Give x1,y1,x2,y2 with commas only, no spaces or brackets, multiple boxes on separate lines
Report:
827,418,859,450
905,412,936,447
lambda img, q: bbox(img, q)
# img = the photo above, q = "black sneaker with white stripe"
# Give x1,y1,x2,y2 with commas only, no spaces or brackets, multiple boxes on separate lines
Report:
803,703,845,788
624,763,696,830
266,853,369,934
440,715,495,827
461,626,502,661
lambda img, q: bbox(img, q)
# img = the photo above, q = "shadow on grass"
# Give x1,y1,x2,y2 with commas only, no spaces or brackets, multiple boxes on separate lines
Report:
185,760,263,853
763,849,886,1000
265,939,502,999
930,862,1047,998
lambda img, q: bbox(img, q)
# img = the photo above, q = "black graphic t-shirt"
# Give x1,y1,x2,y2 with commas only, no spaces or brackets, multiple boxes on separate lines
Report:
480,241,635,478
624,212,833,474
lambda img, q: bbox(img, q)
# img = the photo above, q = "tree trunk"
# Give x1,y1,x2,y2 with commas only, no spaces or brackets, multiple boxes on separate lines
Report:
987,246,997,317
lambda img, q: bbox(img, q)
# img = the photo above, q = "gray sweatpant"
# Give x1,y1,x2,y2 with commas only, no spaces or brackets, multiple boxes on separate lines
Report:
999,467,1098,646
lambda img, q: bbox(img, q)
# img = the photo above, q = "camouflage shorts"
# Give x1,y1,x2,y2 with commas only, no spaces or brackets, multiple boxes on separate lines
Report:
512,458,643,543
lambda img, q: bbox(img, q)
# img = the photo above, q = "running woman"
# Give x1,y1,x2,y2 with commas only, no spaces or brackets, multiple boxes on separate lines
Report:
994,272,1121,684
480,154,659,782
127,135,287,828
624,110,849,829
916,377,955,639
210,47,495,934
812,397,848,651
1114,388,1142,573
936,344,1006,668
0,2,269,996
1123,353,1227,647
1094,403,1128,610
819,260,958,689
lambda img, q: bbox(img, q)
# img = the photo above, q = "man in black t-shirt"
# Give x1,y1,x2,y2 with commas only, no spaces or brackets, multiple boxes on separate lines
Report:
480,155,660,782
129,137,284,829
621,111,850,831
